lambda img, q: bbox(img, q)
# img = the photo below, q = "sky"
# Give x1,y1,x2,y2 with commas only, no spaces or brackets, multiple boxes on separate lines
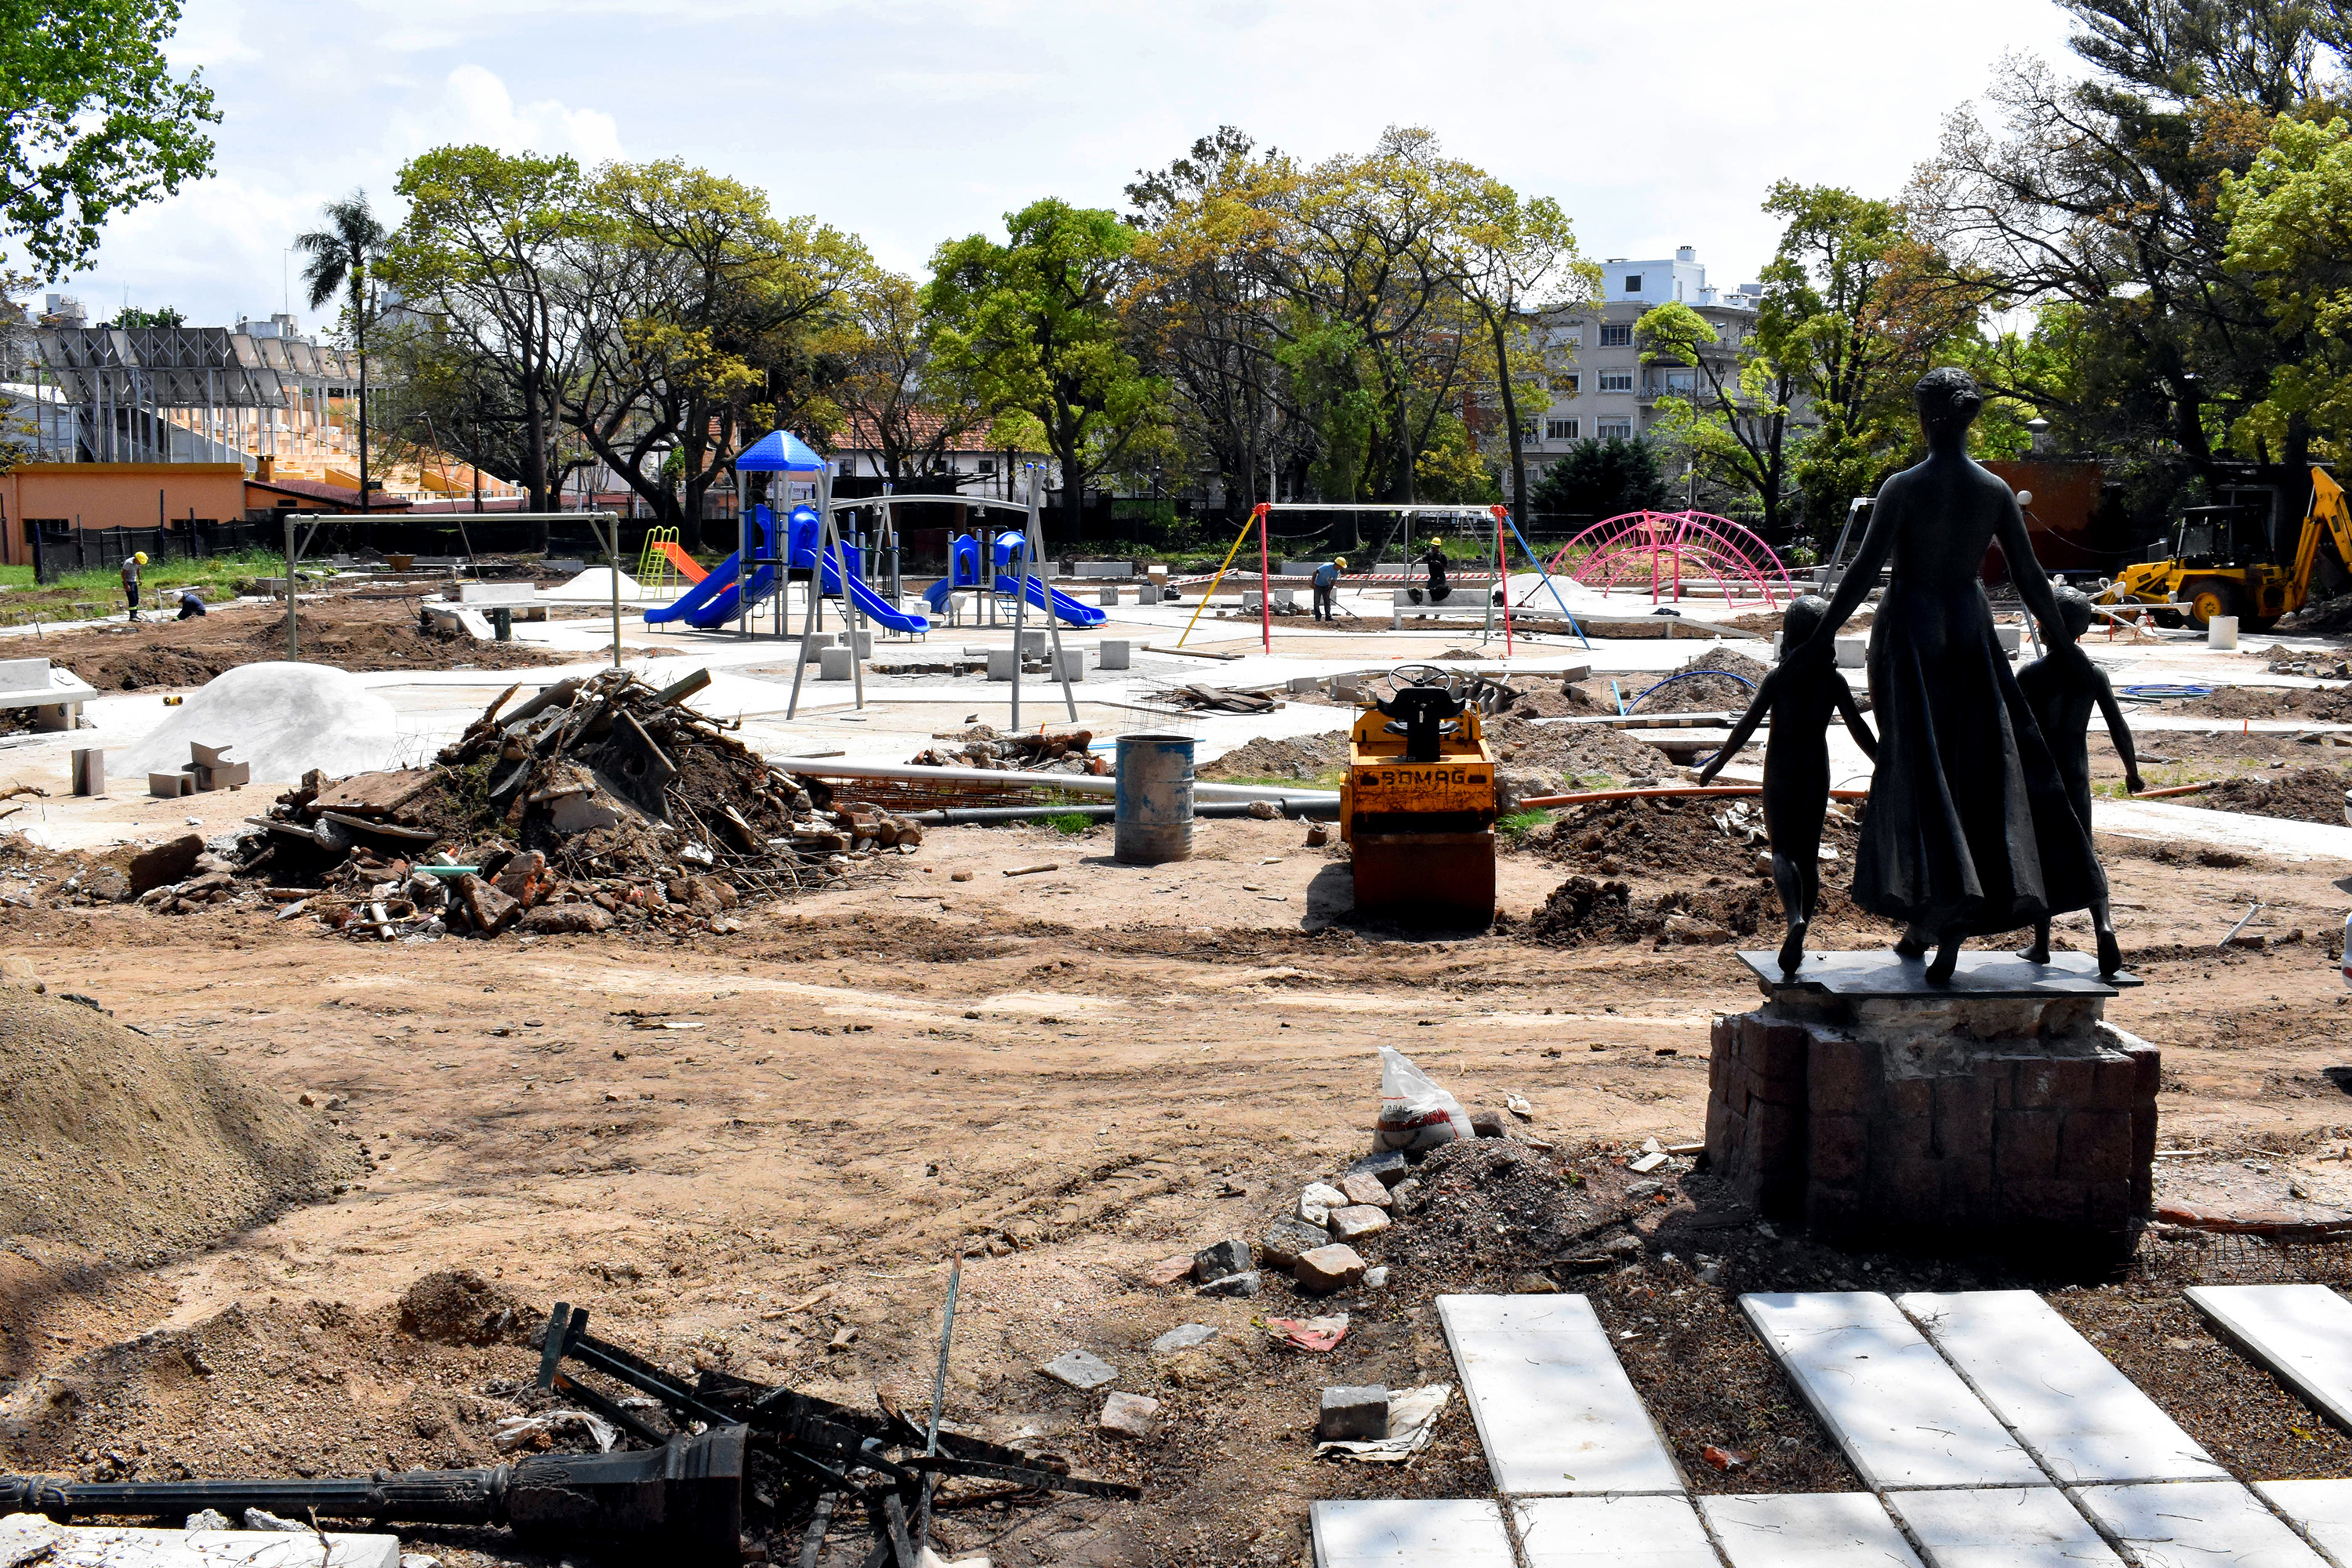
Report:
34,0,2084,332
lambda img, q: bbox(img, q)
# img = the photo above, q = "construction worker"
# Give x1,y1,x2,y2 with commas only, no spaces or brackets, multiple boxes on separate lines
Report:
176,586,209,620
122,552,147,621
1313,555,1346,620
1417,539,1452,604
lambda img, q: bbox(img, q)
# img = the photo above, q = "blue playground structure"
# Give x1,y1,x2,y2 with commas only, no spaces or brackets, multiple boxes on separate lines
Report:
646,501,931,634
922,531,1108,628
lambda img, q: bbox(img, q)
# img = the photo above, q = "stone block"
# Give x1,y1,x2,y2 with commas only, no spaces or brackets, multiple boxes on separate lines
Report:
2019,1057,2094,1109
1934,1076,1994,1160
2089,1054,2138,1111
1097,638,1131,670
1996,1111,2062,1181
1192,1238,1250,1283
985,648,1017,681
2060,1111,2132,1174
1299,1182,1347,1225
1099,1390,1160,1439
1744,1017,1809,1083
1198,1269,1261,1298
1294,1244,1366,1294
1330,1205,1391,1241
1318,1385,1390,1442
818,645,855,681
454,873,521,934
1151,1323,1216,1356
1810,1115,1867,1186
1809,1035,1875,1114
1999,1178,2087,1226
1887,1077,1935,1122
1345,1150,1410,1188
1261,1217,1331,1268
1338,1172,1392,1208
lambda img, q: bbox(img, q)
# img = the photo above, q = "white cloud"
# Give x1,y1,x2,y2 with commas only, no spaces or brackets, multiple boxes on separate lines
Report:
392,65,626,167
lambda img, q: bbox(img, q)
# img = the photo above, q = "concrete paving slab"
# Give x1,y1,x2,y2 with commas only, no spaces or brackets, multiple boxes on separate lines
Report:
1437,1293,1684,1497
1740,1292,2043,1490
1897,1290,2223,1484
1308,1499,1516,1568
2075,1479,2328,1568
1514,1495,1719,1568
2256,1479,2352,1566
1885,1486,2125,1568
0,1514,400,1566
1699,1493,1922,1568
2187,1284,2352,1431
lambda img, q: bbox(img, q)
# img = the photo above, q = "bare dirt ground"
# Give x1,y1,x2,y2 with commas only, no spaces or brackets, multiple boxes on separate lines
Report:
2,808,2350,1564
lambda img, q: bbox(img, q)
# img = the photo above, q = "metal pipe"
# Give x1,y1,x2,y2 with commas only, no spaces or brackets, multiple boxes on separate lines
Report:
906,798,1339,826
782,757,1333,806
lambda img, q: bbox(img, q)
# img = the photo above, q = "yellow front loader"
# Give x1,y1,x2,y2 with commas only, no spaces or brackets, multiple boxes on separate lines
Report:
2097,466,2352,631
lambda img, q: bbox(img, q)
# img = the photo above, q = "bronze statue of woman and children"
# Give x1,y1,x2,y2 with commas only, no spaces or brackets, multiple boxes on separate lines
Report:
1695,367,2143,983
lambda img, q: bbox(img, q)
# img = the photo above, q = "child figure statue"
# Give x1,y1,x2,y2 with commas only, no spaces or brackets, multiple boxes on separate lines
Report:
1696,594,1879,975
2016,586,2144,975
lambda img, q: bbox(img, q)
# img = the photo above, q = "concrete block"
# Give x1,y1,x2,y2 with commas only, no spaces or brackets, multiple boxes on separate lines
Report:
1097,638,1131,670
1039,1348,1117,1390
148,771,194,798
1885,1487,2122,1568
1392,590,1414,605
1241,592,1264,612
1740,1291,2043,1489
71,749,103,796
1896,1290,2221,1484
1018,630,1047,655
457,580,535,604
985,648,1018,681
0,1515,396,1566
2076,1479,2328,1568
1098,585,1119,607
0,657,52,691
1437,1294,1682,1497
1700,1494,1921,1568
1512,1496,1718,1568
817,646,855,681
1308,1500,1515,1568
2256,1479,2352,1566
1150,1323,1216,1356
1051,648,1084,681
800,632,835,662
2185,1283,2352,1431
1317,1385,1389,1441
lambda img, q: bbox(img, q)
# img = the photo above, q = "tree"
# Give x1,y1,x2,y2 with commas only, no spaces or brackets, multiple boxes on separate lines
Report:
2220,114,2352,455
1449,187,1592,531
559,160,866,531
818,264,984,485
1528,435,1673,521
1637,299,1804,538
296,192,389,516
924,198,1168,540
385,147,590,536
104,303,182,328
1,0,218,278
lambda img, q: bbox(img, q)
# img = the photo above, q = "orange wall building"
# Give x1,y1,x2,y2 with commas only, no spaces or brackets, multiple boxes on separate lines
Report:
0,463,250,568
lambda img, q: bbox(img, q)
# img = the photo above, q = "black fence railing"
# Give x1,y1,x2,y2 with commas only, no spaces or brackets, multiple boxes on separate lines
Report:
31,521,270,584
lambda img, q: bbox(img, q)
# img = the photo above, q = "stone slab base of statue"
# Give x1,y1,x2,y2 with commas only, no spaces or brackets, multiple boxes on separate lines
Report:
1704,949,2156,1263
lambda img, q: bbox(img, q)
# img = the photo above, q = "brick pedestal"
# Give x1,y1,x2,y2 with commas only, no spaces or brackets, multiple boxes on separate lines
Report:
1706,985,2158,1259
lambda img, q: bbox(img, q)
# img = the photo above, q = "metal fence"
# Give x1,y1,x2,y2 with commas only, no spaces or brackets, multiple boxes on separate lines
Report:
31,521,270,584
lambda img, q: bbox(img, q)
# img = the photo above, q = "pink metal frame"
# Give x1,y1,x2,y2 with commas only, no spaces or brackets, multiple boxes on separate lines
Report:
1542,510,1795,609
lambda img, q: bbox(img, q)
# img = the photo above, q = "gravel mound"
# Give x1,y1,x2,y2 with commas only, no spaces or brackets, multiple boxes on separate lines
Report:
0,989,357,1265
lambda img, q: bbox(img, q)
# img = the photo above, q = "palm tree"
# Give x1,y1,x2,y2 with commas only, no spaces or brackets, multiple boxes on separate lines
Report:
296,192,388,513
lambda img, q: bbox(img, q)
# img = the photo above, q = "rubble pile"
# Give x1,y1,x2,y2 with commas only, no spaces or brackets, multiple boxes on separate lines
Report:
2192,763,2352,826
130,669,924,938
909,724,1106,774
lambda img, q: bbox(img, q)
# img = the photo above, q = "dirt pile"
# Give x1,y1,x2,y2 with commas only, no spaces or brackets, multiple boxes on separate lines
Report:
2190,764,2352,825
0,988,358,1265
911,724,1106,775
1489,713,1668,786
157,669,927,938
1382,1138,1640,1292
2176,684,2352,723
1200,731,1350,781
1544,793,1829,881
49,597,566,691
2264,648,2352,680
1632,646,1771,713
398,1269,532,1346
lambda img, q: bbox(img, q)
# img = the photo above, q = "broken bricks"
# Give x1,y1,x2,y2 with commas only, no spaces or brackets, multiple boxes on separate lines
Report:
1293,1244,1367,1295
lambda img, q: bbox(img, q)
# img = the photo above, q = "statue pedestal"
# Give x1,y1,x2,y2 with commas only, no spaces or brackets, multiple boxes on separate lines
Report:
1705,950,2156,1261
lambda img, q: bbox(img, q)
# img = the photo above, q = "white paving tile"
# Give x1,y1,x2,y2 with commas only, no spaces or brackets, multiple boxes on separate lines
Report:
1309,1499,1517,1568
2187,1284,2352,1431
2075,1479,2329,1568
1437,1294,1684,1497
1700,1493,1923,1568
1886,1486,2125,1568
1514,1495,1721,1568
1740,1292,2044,1490
1897,1290,2223,1485
2259,1479,2352,1567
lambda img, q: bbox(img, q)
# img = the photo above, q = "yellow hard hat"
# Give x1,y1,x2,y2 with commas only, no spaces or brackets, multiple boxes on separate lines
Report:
1334,556,1348,568
133,552,148,565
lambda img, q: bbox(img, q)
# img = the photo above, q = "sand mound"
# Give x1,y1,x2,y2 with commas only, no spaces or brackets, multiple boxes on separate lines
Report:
115,662,404,784
0,989,358,1265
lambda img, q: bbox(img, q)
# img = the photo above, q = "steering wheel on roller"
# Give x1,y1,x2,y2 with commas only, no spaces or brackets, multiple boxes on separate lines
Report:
1382,662,1458,699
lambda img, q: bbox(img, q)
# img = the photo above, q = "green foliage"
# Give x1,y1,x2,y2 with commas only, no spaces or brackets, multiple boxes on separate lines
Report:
1040,811,1098,835
1277,314,1378,501
1497,808,1553,841
1529,436,1673,520
924,198,1169,533
1413,412,1500,503
103,303,181,328
2221,115,2352,457
0,0,218,278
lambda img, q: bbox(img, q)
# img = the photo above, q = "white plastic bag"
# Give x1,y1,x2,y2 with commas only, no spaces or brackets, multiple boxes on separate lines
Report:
1376,1046,1467,1151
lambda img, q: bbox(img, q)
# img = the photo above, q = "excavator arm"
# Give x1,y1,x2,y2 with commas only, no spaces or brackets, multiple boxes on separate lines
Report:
2287,466,2352,615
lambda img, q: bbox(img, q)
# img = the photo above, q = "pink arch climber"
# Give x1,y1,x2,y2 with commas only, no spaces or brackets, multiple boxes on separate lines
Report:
1541,510,1796,611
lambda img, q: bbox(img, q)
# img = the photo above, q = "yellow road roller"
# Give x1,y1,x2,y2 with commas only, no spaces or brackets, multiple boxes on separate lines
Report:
1340,664,1499,927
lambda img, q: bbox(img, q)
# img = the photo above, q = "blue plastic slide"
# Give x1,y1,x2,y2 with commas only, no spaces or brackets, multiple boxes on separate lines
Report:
918,532,1104,626
996,573,1108,628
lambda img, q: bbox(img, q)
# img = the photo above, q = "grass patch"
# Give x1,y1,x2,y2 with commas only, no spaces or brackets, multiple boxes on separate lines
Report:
0,547,296,619
1497,808,1555,841
1040,811,1098,835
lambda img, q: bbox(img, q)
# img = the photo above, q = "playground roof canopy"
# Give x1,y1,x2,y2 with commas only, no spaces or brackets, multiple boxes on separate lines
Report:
737,430,825,473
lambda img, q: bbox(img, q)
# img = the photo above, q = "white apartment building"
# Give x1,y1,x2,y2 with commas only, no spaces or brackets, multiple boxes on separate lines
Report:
1523,246,1777,461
